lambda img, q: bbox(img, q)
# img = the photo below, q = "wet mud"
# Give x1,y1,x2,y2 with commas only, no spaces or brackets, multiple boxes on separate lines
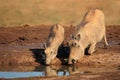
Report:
0,25,120,80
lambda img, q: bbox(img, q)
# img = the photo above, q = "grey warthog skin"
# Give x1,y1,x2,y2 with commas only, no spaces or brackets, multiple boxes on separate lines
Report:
45,24,65,65
68,9,109,64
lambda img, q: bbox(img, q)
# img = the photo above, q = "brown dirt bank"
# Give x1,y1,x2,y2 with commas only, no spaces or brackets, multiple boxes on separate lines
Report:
0,25,120,66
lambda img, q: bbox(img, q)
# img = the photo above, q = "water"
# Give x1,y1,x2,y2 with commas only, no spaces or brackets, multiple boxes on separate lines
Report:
0,71,69,79
0,65,118,79
0,42,119,79
0,72,45,79
0,65,70,79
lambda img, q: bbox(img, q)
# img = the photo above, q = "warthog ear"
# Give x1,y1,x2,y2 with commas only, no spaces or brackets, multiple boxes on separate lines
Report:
43,43,47,49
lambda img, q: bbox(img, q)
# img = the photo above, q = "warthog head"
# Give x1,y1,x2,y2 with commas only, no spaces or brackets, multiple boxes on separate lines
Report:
45,47,57,65
68,34,84,64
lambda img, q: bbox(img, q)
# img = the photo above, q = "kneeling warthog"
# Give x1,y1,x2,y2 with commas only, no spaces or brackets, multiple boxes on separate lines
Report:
45,24,65,65
68,9,108,64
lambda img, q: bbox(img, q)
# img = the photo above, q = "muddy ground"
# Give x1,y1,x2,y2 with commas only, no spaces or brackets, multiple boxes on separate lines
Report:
0,25,120,80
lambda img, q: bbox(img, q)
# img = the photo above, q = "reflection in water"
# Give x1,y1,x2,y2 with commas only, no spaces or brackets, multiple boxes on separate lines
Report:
45,66,58,76
0,72,45,79
0,65,118,79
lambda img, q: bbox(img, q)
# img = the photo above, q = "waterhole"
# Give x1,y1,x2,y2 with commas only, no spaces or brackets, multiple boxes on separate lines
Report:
0,42,119,79
0,65,118,79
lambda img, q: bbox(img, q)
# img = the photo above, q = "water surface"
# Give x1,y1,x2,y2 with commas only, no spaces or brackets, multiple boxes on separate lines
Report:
0,65,118,79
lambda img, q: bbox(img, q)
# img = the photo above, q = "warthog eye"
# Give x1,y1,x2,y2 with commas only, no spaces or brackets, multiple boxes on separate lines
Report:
74,37,77,40
71,42,80,48
71,43,75,47
50,50,56,54
51,51,53,54
74,43,77,46
71,42,75,47
76,34,80,41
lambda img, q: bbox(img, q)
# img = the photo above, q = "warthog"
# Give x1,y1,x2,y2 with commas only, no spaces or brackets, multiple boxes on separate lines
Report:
68,9,109,64
44,24,65,65
45,66,57,76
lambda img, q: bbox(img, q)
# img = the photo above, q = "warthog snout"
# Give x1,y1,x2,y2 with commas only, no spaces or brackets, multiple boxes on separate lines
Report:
72,59,76,64
68,58,78,65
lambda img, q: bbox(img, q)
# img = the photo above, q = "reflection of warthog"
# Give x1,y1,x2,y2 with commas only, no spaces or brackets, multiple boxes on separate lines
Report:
68,9,108,64
45,24,65,65
45,66,58,76
45,65,68,77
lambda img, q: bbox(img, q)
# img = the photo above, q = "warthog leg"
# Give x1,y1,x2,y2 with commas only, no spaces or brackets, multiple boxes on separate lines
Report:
88,43,96,54
103,34,109,48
